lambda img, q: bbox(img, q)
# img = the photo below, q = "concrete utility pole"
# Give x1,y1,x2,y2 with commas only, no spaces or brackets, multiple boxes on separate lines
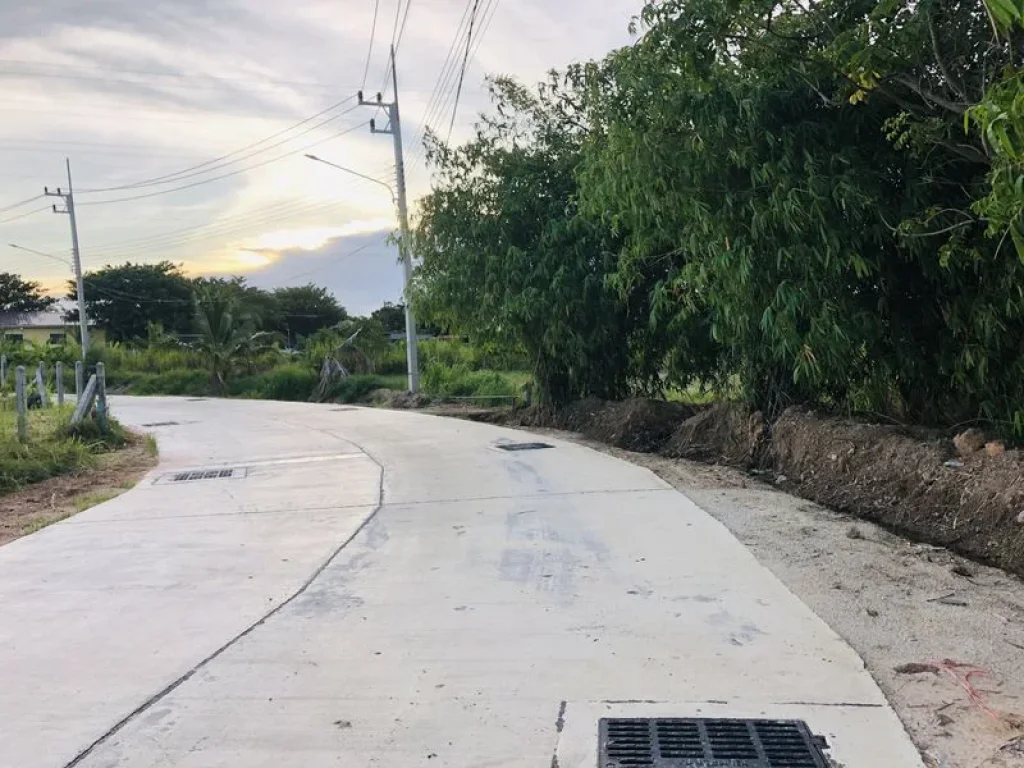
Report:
44,159,89,357
358,45,419,393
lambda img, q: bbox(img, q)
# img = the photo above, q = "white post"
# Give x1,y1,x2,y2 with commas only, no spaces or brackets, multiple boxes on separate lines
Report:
36,362,48,408
56,362,64,407
389,46,419,394
75,360,84,398
15,366,27,442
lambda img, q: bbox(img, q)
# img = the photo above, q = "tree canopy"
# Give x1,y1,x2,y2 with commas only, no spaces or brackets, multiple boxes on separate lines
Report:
69,262,193,343
413,0,1024,432
0,273,56,313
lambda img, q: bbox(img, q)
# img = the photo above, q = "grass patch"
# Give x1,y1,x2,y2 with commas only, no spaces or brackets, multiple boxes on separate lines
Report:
0,407,128,494
21,511,74,535
144,434,158,457
421,363,528,404
72,489,122,512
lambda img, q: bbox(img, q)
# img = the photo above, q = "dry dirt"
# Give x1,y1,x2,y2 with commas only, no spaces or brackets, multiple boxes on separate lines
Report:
0,437,156,546
506,425,1024,768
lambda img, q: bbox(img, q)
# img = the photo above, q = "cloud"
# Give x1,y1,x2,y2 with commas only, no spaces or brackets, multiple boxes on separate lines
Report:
1,0,642,295
244,229,403,317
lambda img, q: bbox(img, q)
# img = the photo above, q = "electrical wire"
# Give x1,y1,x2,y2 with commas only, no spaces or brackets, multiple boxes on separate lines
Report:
0,206,50,225
410,0,475,149
83,200,365,262
0,194,44,215
396,0,414,51
361,0,382,89
446,0,481,142
77,121,370,206
0,60,339,90
278,236,387,284
78,100,360,193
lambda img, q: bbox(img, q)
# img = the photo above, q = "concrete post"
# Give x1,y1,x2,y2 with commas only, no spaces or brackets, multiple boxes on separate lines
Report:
56,362,64,407
36,362,48,408
96,362,108,433
75,361,84,399
15,366,27,443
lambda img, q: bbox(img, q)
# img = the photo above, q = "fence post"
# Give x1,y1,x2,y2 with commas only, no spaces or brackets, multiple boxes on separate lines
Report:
15,366,27,442
96,362,108,433
1,354,6,388
36,362,48,408
56,362,64,407
75,360,84,399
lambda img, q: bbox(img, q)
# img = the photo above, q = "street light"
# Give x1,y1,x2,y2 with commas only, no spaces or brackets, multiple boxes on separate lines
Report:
304,154,396,203
304,152,420,393
8,242,72,266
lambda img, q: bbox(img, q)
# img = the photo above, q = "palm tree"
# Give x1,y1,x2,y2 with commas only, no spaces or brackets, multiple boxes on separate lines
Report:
192,283,269,394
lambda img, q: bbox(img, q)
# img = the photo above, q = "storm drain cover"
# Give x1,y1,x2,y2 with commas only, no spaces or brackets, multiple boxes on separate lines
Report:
141,421,179,427
166,467,243,483
600,718,829,767
495,442,553,451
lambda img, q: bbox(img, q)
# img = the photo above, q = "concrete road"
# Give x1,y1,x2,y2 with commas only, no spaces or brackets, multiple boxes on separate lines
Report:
0,397,923,767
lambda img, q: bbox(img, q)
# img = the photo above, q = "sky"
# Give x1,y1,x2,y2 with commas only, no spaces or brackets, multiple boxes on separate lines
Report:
0,0,642,315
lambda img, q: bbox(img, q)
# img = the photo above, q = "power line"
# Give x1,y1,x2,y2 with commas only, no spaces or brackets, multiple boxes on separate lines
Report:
78,100,360,193
0,194,44,215
83,200,368,261
412,0,475,148
0,60,341,90
396,0,415,50
447,0,481,142
361,0,382,89
0,206,49,225
279,236,387,284
77,121,370,206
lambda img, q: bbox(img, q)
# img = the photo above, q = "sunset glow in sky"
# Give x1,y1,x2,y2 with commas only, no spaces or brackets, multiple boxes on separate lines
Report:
0,0,641,313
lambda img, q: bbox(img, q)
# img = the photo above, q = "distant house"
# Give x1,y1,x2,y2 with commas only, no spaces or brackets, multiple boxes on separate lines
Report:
0,310,105,346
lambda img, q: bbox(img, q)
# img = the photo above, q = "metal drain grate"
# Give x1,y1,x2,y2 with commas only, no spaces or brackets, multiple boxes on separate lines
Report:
169,468,239,482
600,718,829,767
495,442,553,451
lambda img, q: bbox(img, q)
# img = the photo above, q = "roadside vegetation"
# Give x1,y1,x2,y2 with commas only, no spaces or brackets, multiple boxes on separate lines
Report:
411,0,1024,439
0,399,127,494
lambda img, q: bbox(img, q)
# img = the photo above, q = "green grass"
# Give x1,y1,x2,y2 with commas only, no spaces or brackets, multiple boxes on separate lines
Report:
143,434,158,458
72,489,123,512
0,407,127,494
21,511,74,535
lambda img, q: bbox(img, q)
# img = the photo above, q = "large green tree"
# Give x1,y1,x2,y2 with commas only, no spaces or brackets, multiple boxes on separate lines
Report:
69,262,193,343
0,273,56,313
577,0,1024,426
273,284,346,344
412,76,666,404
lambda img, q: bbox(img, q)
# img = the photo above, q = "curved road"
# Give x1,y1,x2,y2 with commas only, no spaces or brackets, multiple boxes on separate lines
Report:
0,397,922,767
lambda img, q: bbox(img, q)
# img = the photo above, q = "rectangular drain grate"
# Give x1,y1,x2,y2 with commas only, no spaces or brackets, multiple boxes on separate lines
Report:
600,718,829,767
168,468,240,483
495,442,553,451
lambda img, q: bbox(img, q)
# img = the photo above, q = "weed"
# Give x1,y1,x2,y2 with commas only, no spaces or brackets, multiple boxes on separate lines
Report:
143,434,158,458
72,489,122,512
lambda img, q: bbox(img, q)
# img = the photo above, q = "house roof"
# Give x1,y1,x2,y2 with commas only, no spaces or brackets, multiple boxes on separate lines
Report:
0,310,69,329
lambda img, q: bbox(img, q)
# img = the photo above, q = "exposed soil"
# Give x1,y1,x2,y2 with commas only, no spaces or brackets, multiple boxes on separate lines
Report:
0,436,156,546
768,407,1024,576
490,423,1024,768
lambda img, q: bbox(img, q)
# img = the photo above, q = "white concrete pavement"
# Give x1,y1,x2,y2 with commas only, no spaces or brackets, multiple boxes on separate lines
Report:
0,396,924,767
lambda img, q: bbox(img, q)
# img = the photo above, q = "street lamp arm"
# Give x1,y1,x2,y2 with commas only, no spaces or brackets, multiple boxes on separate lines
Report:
304,154,396,202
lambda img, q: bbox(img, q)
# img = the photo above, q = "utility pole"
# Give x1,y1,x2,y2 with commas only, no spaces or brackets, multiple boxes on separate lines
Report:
358,45,419,393
44,159,89,356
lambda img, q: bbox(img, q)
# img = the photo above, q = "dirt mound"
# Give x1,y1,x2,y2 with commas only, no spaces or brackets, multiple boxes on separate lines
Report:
769,407,1024,574
664,402,767,464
